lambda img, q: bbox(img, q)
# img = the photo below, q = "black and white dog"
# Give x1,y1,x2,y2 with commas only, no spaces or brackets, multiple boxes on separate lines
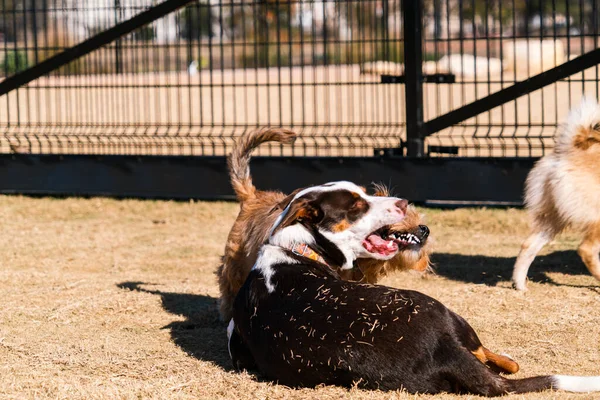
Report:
228,181,600,396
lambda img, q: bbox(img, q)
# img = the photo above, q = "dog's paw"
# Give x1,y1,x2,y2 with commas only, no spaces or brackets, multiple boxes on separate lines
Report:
511,281,528,291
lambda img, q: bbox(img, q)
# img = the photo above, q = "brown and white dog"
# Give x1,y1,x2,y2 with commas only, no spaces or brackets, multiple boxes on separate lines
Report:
217,128,431,321
513,98,600,290
229,181,600,395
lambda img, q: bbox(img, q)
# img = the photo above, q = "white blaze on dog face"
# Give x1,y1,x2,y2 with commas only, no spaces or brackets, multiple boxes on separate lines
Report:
269,181,407,269
319,189,409,267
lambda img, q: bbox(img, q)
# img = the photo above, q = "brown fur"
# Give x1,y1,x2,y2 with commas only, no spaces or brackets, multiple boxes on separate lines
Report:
572,125,600,150
217,128,431,322
227,127,296,203
483,348,520,375
471,347,520,375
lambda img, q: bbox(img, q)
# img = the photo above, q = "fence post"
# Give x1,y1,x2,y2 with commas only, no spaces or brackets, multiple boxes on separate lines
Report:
115,0,123,74
403,0,425,157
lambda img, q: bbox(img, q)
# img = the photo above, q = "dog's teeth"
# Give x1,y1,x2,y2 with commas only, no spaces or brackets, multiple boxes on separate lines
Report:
391,232,423,246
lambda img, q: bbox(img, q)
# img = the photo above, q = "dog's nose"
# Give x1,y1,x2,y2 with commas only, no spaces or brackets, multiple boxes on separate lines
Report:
395,199,408,213
419,225,430,239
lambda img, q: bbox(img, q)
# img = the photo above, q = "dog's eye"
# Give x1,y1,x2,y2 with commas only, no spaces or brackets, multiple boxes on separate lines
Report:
594,123,600,131
350,199,367,211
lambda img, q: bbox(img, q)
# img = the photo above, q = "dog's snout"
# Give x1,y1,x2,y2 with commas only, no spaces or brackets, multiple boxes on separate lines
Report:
419,225,430,239
395,199,408,213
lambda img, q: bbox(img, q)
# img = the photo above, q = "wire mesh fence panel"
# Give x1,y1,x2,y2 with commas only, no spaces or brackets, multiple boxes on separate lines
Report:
0,0,406,156
423,0,600,157
1,0,600,157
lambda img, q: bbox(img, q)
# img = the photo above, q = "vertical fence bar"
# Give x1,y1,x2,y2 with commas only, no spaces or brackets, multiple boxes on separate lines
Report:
403,0,424,157
382,0,389,61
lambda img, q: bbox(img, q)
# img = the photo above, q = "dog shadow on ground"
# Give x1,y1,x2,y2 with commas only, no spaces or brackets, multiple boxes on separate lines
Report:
431,250,598,289
116,281,231,370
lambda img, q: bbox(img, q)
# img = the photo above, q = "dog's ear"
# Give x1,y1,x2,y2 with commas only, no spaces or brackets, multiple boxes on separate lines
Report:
273,187,307,212
271,197,323,235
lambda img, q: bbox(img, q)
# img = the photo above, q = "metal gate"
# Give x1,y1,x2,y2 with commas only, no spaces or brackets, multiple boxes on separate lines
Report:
402,0,600,158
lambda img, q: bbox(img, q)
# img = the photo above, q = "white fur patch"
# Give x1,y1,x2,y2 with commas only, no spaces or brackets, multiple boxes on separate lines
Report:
512,230,552,290
556,96,600,153
227,319,235,359
524,155,557,215
550,159,600,226
553,375,600,393
252,245,298,293
269,224,316,251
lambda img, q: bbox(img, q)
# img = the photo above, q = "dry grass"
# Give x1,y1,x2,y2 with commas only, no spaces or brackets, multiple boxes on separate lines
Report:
1,196,599,399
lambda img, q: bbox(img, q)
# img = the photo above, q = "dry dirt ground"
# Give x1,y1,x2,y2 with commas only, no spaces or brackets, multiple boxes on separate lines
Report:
1,195,600,399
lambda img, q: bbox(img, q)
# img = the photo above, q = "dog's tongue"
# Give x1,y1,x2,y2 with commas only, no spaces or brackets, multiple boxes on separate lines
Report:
363,233,397,255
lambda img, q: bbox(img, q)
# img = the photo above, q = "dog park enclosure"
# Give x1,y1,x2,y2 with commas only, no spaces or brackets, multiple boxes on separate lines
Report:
1,0,600,203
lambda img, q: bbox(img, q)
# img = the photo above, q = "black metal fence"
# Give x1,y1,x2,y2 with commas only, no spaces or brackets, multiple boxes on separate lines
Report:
1,0,600,158
421,0,600,158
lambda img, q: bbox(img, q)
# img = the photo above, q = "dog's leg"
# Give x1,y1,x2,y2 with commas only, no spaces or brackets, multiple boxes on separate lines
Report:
578,226,600,281
512,231,552,290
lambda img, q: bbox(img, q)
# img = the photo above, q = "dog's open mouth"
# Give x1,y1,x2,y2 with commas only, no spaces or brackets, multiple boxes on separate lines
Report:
362,227,400,256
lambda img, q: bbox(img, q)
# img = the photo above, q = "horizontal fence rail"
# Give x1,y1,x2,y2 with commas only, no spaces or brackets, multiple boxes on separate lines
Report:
0,153,534,205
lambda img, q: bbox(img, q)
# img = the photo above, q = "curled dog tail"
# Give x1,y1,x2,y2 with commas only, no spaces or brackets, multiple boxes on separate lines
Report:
504,375,600,394
556,96,600,153
228,128,296,203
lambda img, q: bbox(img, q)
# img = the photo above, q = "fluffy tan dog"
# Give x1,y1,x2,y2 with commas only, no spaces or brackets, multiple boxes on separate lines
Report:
217,128,431,321
513,97,600,290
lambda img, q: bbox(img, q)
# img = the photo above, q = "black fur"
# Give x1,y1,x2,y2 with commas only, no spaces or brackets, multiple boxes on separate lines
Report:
231,251,555,396
303,224,347,268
